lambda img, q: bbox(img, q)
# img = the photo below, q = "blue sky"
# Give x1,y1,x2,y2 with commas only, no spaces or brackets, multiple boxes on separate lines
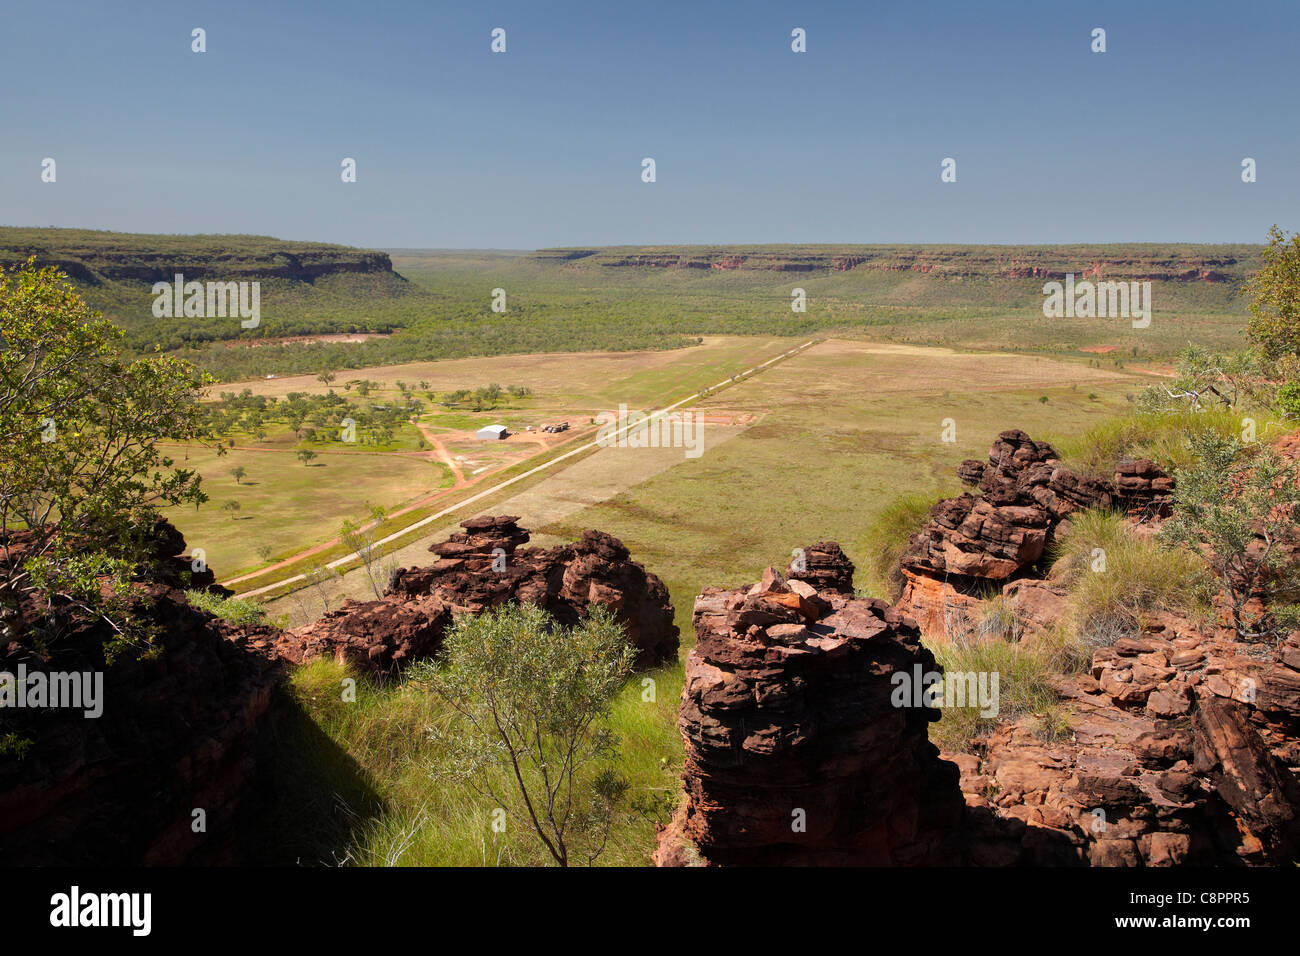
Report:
2,0,1297,248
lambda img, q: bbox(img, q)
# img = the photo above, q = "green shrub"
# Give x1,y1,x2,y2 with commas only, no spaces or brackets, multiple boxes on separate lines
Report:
1277,381,1300,419
185,588,270,628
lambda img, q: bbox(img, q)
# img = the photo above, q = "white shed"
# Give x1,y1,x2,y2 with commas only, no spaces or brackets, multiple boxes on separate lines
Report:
476,424,509,440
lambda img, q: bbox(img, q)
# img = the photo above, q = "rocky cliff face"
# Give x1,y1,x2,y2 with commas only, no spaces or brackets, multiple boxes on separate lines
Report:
655,562,965,866
0,520,281,865
276,516,679,674
0,227,400,287
531,245,1260,283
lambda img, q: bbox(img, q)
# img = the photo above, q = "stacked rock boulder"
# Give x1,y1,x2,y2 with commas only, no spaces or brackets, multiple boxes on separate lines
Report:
278,515,678,673
787,540,855,594
0,520,282,865
654,558,965,866
897,430,1172,639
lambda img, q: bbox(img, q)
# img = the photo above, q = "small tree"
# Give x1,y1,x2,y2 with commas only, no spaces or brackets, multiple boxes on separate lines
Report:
230,465,247,484
339,505,391,599
1245,225,1300,361
418,603,633,866
1161,431,1300,639
1137,346,1269,414
297,448,316,466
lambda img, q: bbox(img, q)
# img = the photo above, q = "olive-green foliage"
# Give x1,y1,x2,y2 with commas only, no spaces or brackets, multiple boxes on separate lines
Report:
0,258,212,660
410,603,634,866
1161,432,1300,639
1245,224,1300,360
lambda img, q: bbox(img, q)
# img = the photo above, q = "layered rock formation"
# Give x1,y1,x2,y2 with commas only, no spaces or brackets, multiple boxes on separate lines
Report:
0,520,281,865
655,562,964,866
952,625,1300,866
898,430,1172,639
787,540,855,594
529,245,1258,283
657,541,1300,867
277,516,678,673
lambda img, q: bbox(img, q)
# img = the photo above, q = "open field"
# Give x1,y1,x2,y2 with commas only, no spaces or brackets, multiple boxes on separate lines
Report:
175,336,799,582
165,443,453,579
263,338,1157,632
538,338,1157,639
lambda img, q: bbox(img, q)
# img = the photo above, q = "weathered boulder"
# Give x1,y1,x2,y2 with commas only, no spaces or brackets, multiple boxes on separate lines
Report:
786,540,855,594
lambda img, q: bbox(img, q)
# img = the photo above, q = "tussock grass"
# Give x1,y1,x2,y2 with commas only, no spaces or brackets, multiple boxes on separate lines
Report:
1051,407,1287,478
927,623,1070,752
1050,509,1211,649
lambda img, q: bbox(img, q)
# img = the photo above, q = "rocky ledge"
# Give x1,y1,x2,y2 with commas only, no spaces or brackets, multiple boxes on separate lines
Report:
275,516,678,673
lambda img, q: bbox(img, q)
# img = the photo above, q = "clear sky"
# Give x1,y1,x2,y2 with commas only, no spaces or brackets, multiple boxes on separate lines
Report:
2,0,1297,248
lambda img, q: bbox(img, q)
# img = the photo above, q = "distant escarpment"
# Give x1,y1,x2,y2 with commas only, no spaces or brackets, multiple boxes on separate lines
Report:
532,244,1261,283
274,516,679,674
0,519,281,865
0,227,402,287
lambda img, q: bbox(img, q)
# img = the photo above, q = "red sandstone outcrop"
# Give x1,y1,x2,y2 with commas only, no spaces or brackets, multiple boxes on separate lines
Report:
0,520,281,865
277,516,678,673
656,541,1300,866
951,620,1300,866
655,562,964,866
898,430,1172,640
786,540,855,594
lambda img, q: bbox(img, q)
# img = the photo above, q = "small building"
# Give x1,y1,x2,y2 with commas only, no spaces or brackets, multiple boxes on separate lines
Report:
476,424,509,441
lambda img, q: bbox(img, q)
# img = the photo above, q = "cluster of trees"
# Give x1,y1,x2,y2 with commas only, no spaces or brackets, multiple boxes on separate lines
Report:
434,382,530,411
203,388,420,447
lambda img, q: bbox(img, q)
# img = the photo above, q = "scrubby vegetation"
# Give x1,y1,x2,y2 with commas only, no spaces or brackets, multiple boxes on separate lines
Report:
1162,432,1300,639
1052,509,1212,647
257,648,683,867
1,228,1267,384
0,258,213,659
184,588,274,628
412,603,634,867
